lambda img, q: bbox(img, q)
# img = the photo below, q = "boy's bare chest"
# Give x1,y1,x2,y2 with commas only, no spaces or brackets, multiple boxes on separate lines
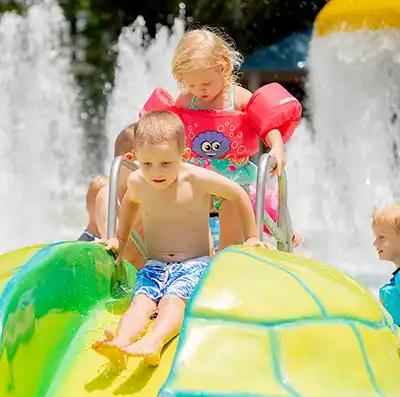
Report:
139,184,207,218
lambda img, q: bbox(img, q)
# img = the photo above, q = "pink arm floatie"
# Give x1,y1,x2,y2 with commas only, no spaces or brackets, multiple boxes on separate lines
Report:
245,83,302,146
139,88,175,117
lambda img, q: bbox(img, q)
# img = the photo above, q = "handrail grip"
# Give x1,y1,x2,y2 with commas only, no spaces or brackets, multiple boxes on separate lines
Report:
107,156,138,240
255,153,293,252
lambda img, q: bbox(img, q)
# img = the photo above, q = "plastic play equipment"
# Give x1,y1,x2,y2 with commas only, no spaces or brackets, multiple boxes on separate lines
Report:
315,0,400,36
1,148,400,396
2,1,400,395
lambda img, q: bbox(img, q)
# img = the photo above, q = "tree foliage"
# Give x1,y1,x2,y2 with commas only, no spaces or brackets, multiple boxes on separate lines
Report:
1,0,327,116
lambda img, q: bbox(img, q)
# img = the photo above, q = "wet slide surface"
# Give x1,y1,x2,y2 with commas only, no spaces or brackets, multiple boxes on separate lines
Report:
1,242,400,397
0,242,178,397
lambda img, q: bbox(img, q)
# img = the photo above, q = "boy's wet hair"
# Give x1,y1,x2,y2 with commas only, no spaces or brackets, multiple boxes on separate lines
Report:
134,111,185,152
372,205,400,233
114,123,136,157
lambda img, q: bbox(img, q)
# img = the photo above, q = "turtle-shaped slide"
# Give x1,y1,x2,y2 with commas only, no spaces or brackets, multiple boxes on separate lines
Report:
160,246,400,397
1,243,400,396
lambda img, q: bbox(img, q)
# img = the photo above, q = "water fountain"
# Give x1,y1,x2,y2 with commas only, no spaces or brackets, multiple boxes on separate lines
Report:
0,1,184,253
105,8,400,295
286,0,400,294
104,16,184,165
1,0,398,297
0,0,86,252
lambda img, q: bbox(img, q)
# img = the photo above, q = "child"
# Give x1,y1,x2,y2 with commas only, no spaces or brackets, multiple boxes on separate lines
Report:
141,27,303,249
93,110,270,368
78,175,109,242
372,205,400,326
78,124,147,270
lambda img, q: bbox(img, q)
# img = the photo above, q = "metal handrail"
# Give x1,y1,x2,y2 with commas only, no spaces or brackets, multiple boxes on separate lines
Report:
107,156,138,239
256,153,293,252
108,154,293,254
107,156,149,260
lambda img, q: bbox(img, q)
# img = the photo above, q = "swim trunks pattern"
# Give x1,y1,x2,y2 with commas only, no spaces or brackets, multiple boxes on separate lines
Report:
134,255,210,301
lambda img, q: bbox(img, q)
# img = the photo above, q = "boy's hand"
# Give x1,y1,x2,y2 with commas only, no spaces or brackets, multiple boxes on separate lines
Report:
244,237,277,250
95,237,123,266
96,237,120,251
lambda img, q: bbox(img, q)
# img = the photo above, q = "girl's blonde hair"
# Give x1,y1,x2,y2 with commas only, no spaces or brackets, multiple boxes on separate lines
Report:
372,205,400,233
172,27,243,90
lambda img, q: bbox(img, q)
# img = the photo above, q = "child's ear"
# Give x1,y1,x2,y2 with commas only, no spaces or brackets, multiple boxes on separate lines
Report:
124,151,135,160
182,147,191,162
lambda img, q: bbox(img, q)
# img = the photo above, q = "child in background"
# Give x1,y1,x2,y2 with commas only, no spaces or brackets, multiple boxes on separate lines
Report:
78,124,146,269
372,205,400,326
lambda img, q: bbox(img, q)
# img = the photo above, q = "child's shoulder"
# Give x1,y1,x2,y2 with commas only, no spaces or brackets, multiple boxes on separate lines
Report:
86,175,109,202
182,163,222,183
233,85,253,111
127,169,142,183
85,175,109,215
88,175,109,190
175,92,192,110
181,163,208,181
126,170,144,199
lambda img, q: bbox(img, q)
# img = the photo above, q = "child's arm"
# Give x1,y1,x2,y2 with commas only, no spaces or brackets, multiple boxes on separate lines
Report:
264,130,285,177
235,86,286,176
94,185,111,239
114,176,141,263
175,92,192,110
197,168,263,246
98,173,141,265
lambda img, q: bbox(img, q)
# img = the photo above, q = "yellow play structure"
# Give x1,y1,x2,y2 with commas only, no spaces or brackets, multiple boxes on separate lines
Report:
2,1,400,395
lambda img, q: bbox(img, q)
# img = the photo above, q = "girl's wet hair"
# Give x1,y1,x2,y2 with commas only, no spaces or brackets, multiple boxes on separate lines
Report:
172,27,244,90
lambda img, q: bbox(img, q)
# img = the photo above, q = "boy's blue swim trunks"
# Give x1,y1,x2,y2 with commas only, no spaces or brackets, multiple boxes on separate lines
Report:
134,255,210,301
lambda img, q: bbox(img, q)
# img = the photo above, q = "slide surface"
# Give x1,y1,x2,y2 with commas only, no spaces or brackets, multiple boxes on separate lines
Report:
1,243,400,397
0,242,175,397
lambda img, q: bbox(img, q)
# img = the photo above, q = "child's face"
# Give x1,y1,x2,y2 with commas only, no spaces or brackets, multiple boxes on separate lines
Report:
182,67,224,102
136,141,183,190
372,223,400,265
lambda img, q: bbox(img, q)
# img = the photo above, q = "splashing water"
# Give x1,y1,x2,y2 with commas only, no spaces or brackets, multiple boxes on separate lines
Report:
104,17,184,165
0,3,184,253
1,1,398,297
106,21,400,294
0,0,86,252
286,29,400,294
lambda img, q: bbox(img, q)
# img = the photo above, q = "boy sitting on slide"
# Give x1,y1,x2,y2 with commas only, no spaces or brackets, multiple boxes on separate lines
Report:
93,110,271,368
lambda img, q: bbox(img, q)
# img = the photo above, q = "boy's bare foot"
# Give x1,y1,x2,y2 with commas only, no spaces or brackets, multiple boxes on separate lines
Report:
91,328,130,369
121,336,163,366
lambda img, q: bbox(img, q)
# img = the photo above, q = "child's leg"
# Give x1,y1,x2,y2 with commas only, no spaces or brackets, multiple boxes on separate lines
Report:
218,199,243,250
122,294,186,366
208,197,217,256
92,259,168,367
122,256,210,366
92,293,156,368
208,227,215,256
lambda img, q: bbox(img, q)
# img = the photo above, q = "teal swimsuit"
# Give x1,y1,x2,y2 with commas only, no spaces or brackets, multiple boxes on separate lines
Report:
188,86,257,210
380,268,400,326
